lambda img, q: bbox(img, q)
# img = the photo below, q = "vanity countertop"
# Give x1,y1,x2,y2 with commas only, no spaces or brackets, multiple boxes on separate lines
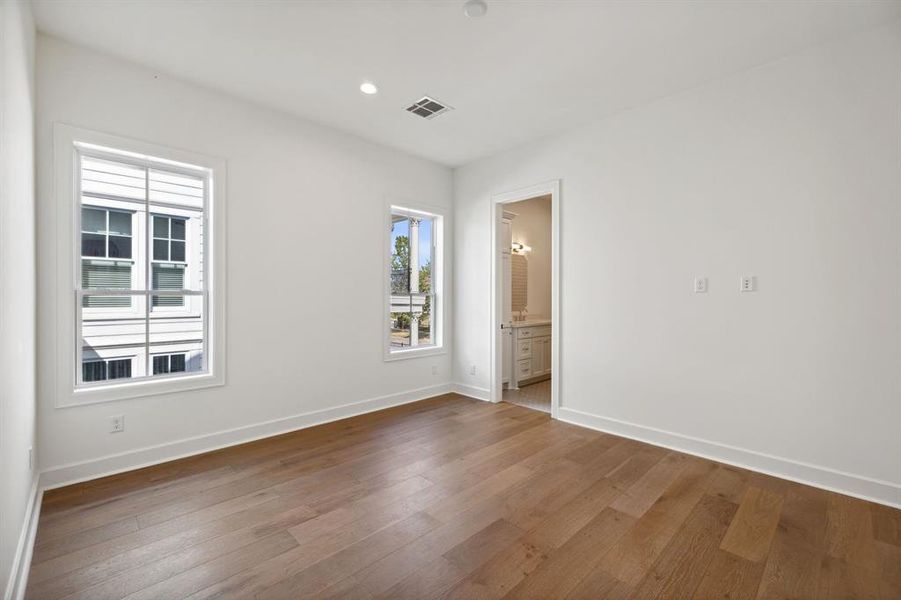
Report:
511,319,552,328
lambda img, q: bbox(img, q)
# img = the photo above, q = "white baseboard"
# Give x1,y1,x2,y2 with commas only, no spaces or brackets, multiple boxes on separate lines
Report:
41,383,454,490
558,407,901,509
452,382,491,402
4,476,42,600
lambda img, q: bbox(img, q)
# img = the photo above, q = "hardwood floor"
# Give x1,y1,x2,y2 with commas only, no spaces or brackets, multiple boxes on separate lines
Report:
502,379,551,414
26,394,900,599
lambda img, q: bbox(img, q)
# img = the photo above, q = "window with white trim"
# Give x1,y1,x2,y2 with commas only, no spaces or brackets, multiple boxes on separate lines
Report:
151,215,187,307
82,357,133,382
81,207,134,308
76,147,210,387
152,353,187,375
388,206,443,356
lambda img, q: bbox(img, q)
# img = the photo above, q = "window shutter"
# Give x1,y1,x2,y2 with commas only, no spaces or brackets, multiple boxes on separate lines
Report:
152,263,185,306
82,261,132,307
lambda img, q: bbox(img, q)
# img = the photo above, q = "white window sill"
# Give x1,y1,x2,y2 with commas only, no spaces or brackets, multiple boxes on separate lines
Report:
384,346,446,362
59,371,224,408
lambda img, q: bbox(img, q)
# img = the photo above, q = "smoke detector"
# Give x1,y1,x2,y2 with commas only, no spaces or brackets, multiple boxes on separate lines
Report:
463,0,488,18
405,96,453,120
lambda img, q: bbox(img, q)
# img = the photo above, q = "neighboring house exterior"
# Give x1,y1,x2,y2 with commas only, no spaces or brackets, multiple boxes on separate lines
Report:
79,153,205,383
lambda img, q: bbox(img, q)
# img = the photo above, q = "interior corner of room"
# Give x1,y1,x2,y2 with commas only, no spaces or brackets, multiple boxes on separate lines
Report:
3,1,901,598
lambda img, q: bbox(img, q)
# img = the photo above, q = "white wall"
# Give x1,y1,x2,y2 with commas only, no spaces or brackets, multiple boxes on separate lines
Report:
36,36,453,483
509,195,552,320
0,0,37,596
454,22,901,505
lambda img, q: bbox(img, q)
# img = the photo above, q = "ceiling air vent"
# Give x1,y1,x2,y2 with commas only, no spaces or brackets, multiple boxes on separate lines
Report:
405,96,453,119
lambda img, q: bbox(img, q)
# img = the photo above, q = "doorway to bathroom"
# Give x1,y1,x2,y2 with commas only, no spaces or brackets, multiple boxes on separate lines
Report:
489,180,560,417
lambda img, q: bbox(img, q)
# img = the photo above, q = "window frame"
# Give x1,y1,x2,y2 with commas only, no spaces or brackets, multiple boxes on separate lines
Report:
55,124,227,407
383,203,446,361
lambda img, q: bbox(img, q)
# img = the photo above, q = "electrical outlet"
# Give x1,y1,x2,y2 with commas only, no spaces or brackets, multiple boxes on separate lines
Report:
740,275,756,292
431,365,438,376
469,364,477,376
109,415,125,433
693,277,708,293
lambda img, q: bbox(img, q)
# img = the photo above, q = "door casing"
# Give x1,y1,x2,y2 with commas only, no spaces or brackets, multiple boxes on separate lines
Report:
488,180,561,418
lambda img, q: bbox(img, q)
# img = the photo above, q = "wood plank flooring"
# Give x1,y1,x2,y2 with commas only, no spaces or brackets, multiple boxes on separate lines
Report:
502,380,551,414
26,394,901,599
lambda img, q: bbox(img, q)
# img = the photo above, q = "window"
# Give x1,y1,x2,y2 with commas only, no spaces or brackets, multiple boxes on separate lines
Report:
74,142,212,390
82,358,132,382
56,126,225,406
81,207,134,307
151,215,187,307
82,208,133,259
387,206,443,357
153,215,187,262
152,353,186,375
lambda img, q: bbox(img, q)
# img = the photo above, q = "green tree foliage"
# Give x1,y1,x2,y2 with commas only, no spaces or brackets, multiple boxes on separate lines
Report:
392,233,432,327
392,235,409,274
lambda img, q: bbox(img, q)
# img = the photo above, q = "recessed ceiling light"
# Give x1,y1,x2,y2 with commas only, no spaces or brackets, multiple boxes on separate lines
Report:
360,82,378,95
463,0,487,18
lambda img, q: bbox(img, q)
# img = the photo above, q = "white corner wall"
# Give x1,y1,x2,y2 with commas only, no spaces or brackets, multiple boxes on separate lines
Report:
0,1,38,598
36,36,454,486
454,22,901,506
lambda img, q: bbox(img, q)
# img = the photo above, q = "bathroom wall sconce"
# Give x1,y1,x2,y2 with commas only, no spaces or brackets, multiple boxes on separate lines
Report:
511,242,531,254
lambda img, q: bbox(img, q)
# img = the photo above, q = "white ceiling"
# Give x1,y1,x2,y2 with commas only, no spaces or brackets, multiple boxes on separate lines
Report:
32,0,901,167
